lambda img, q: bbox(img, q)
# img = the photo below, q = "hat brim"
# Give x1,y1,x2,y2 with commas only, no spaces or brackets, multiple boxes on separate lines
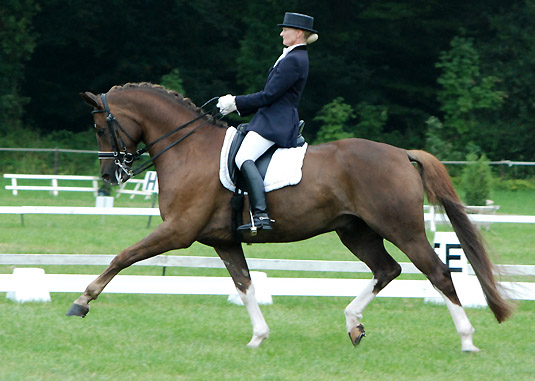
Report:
278,23,317,34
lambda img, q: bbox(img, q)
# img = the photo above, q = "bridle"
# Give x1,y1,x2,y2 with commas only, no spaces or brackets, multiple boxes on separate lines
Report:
92,93,219,183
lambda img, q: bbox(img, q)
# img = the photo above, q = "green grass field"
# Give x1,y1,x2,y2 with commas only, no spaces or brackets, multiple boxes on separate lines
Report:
1,179,534,379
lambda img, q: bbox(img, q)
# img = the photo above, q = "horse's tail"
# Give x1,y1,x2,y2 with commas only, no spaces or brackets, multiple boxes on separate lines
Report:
407,149,513,323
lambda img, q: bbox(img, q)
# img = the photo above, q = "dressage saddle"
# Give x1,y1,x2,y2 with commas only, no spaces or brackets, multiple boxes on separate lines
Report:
227,121,306,191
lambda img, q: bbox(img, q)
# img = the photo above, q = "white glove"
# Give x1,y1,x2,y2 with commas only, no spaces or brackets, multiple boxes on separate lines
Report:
217,94,237,115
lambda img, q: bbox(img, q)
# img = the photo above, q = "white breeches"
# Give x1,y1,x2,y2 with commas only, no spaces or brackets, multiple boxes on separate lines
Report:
235,131,275,170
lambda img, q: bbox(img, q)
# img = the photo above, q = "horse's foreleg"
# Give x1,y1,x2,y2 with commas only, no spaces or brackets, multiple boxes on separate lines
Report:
66,222,184,317
337,224,402,346
215,244,269,348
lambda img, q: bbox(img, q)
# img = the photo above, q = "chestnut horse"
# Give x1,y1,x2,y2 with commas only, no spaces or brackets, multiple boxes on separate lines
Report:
69,83,512,351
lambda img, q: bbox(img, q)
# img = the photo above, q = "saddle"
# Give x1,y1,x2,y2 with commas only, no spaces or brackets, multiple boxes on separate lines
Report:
227,121,306,191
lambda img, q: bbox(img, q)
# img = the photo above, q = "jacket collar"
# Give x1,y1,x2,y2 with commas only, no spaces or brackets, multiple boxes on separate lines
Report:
274,44,307,67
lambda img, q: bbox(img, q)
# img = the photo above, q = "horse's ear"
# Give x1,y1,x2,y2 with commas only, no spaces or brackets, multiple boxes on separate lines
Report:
80,92,100,109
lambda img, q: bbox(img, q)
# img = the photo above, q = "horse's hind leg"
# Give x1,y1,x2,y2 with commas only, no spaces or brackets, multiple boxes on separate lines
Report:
394,236,479,352
337,222,402,346
214,243,269,348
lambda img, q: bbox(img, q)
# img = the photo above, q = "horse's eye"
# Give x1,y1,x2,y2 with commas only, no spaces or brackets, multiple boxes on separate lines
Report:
96,128,106,137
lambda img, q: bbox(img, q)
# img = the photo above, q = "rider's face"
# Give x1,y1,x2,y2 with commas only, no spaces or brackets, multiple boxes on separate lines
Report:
280,27,303,47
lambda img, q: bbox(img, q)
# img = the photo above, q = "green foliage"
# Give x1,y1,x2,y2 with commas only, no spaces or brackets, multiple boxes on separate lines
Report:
479,1,535,160
461,153,493,205
313,97,355,143
4,1,535,161
494,178,535,192
432,36,505,156
1,128,98,175
236,2,283,93
0,0,40,131
425,116,456,160
160,68,186,95
354,102,388,141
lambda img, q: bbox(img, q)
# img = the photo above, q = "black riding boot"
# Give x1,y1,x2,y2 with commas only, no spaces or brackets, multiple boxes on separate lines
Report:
237,160,273,233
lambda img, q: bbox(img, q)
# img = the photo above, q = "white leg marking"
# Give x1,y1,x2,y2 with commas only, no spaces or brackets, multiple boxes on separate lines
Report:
345,278,378,332
238,284,269,348
437,289,480,352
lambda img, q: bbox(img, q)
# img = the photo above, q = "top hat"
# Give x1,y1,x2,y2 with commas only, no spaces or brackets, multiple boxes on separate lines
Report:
278,12,317,34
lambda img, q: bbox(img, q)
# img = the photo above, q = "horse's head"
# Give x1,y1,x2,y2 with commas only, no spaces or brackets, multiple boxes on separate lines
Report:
81,91,142,185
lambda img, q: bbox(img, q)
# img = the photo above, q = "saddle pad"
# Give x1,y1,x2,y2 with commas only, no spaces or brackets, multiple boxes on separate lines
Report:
219,127,308,192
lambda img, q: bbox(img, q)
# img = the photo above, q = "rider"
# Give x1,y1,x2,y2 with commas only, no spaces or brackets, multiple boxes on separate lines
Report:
217,12,318,232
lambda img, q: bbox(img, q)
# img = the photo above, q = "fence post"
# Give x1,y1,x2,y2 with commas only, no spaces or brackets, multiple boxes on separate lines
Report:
51,178,59,196
6,268,51,303
54,147,59,175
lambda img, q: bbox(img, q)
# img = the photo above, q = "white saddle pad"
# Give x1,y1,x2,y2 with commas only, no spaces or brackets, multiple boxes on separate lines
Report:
219,127,308,193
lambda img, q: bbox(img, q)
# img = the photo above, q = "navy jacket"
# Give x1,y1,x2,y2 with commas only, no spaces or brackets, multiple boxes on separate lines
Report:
235,45,309,148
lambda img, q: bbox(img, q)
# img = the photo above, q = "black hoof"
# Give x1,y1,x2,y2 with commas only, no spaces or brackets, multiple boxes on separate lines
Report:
65,303,89,318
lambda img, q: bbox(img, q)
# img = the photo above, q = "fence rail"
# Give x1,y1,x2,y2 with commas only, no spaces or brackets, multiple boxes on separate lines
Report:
0,254,533,302
1,253,534,276
2,205,534,229
2,147,535,166
3,173,152,199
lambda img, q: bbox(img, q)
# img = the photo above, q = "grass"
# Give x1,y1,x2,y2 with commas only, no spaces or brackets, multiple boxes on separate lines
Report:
0,178,534,379
1,294,534,380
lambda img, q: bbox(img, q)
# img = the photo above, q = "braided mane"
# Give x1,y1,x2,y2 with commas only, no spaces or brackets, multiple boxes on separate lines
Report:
109,82,227,128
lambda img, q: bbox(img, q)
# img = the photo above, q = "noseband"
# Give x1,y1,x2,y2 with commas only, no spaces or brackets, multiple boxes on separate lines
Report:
92,93,218,183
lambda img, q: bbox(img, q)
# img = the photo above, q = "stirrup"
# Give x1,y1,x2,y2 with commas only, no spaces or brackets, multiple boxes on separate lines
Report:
237,214,273,235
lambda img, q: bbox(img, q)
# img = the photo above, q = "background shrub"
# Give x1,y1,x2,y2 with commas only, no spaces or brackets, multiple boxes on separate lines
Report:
461,153,493,205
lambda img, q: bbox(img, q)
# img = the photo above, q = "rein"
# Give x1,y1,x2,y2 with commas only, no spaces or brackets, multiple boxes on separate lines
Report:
93,93,219,182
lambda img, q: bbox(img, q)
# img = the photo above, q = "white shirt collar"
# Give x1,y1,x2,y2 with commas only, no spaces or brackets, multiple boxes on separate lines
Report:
274,43,306,67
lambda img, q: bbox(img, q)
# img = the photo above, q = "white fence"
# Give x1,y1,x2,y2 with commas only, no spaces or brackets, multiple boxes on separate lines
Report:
1,174,534,304
1,248,534,305
2,205,535,228
0,206,159,216
3,174,152,199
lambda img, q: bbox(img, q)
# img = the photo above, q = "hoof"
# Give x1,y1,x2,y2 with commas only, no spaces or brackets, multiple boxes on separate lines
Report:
66,303,89,318
462,345,480,353
246,333,269,348
348,324,366,347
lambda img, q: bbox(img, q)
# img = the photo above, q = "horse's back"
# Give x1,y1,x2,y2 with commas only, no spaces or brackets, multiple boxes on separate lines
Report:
304,138,420,189
297,138,425,230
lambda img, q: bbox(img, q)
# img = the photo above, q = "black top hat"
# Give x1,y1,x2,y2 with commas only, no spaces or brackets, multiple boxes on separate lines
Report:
278,12,317,34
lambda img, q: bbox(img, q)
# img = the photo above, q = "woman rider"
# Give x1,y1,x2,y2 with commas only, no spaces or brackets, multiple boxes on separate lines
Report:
217,12,318,233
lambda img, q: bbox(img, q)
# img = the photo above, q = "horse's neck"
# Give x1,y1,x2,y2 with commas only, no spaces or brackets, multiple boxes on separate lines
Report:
143,108,226,177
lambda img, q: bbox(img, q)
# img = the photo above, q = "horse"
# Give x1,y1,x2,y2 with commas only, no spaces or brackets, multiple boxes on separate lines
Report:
69,82,512,351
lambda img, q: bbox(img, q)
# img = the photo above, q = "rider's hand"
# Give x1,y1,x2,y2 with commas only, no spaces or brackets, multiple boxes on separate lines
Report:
217,94,237,115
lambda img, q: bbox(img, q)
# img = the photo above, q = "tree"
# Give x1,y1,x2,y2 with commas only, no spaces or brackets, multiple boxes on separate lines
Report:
461,153,493,206
353,102,388,142
161,68,186,95
432,36,505,157
0,0,39,132
479,0,535,160
313,97,355,143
